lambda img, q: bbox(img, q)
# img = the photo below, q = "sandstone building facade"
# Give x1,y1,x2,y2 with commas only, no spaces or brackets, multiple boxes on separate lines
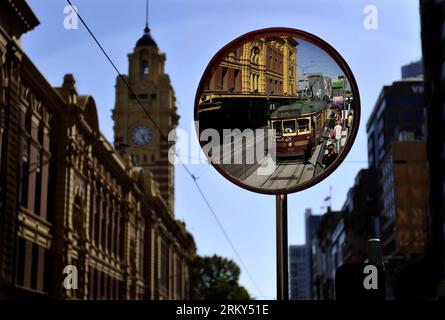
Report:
204,36,298,98
0,0,195,300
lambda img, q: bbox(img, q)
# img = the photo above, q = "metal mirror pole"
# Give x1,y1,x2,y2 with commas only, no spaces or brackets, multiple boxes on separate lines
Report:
276,194,289,300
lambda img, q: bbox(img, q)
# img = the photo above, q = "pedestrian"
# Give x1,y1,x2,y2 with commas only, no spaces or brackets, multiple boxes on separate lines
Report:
347,111,353,129
304,135,313,164
334,121,342,152
335,110,342,124
322,144,338,167
326,113,335,138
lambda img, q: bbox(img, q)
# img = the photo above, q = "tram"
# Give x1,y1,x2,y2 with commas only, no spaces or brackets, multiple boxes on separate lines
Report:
269,100,329,159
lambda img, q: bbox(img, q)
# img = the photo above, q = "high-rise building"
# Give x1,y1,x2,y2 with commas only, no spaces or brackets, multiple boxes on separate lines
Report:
289,245,310,300
380,140,429,257
304,208,321,299
401,60,423,79
311,208,342,300
365,62,434,298
342,168,379,264
366,78,425,168
420,0,445,296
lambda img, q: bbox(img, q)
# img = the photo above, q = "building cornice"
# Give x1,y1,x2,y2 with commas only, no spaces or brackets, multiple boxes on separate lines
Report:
1,0,39,38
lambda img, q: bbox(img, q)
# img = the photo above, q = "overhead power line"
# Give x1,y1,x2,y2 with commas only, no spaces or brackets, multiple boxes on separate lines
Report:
65,0,265,299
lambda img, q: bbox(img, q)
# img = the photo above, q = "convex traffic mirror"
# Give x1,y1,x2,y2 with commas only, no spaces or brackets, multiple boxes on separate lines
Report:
195,28,360,194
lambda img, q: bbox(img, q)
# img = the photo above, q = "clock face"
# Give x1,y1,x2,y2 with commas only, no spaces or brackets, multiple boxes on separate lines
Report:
131,125,152,146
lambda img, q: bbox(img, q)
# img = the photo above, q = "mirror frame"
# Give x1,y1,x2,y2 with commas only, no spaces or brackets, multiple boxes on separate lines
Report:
194,27,360,195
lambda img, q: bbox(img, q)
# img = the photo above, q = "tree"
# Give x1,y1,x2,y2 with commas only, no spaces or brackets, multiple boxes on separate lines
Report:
190,254,251,300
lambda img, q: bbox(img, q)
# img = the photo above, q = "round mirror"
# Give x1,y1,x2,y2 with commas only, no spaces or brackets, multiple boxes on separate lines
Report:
194,28,360,194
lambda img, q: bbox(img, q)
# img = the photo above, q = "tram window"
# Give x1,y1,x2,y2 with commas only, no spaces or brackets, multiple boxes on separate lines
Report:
283,120,296,134
297,118,310,132
272,121,283,134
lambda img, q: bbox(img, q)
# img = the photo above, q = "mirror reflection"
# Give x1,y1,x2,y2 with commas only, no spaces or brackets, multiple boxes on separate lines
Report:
196,31,358,193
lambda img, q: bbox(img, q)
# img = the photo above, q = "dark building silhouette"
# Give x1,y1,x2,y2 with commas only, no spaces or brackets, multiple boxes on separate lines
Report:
402,60,423,79
311,208,342,300
366,78,425,168
304,208,321,299
420,0,445,297
342,168,379,264
365,63,432,298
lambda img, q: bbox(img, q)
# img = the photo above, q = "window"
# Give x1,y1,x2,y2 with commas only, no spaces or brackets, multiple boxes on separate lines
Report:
221,67,228,90
297,118,310,133
15,238,46,293
94,195,101,245
272,121,282,135
160,240,170,289
234,70,240,91
101,202,107,248
176,257,183,297
132,154,139,165
415,109,424,121
250,46,260,64
416,126,423,138
283,119,296,135
141,60,149,75
388,111,398,124
73,195,83,234
404,111,413,122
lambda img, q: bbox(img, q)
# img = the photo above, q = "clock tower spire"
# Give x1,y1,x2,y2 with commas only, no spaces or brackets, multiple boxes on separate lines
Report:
112,10,179,213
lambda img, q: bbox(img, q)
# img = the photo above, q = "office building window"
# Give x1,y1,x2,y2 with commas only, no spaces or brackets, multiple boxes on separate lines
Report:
404,111,414,122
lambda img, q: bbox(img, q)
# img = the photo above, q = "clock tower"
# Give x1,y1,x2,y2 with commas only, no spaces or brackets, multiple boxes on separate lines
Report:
112,24,179,213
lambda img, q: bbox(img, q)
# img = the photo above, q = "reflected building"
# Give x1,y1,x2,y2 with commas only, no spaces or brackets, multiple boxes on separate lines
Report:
199,37,298,132
297,73,332,99
205,36,298,97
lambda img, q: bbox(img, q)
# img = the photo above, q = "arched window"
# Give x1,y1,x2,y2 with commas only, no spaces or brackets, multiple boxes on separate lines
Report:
250,46,260,65
141,60,149,75
73,195,83,234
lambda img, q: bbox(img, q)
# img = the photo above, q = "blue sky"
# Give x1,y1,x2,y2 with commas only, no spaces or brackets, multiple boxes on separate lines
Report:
297,39,344,78
24,0,421,299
